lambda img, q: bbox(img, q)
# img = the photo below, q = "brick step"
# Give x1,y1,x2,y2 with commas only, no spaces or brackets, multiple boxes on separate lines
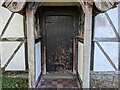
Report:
37,73,82,89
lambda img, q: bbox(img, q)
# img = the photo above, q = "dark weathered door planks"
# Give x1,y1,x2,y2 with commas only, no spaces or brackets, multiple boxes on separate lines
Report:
40,7,79,74
45,15,74,73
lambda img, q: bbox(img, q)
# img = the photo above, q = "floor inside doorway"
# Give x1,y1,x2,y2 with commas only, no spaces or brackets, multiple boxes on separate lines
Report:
37,73,82,89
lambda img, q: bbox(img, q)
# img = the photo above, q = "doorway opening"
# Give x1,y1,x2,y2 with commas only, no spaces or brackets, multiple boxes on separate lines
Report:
39,6,79,74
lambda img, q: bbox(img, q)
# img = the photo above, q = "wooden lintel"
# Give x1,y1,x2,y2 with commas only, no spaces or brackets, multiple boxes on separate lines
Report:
82,3,93,88
26,9,36,88
41,2,80,6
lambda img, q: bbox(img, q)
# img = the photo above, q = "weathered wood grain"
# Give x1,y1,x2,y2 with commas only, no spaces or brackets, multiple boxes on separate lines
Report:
2,0,26,12
1,38,26,42
94,0,119,12
26,9,36,88
82,3,93,88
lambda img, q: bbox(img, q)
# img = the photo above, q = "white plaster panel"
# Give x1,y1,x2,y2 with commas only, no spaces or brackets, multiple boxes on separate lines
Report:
99,42,118,69
35,42,41,81
94,43,116,71
107,7,118,32
0,2,12,35
94,14,116,38
78,42,83,81
0,0,24,38
5,43,25,70
2,14,24,38
1,42,20,67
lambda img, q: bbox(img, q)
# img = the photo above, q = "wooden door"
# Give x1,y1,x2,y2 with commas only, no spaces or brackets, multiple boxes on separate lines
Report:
44,15,75,73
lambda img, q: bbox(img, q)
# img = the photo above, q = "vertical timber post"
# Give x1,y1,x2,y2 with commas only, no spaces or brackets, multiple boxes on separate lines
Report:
0,55,2,90
118,4,120,88
26,9,36,88
118,4,120,71
43,46,46,74
83,3,93,88
73,38,76,74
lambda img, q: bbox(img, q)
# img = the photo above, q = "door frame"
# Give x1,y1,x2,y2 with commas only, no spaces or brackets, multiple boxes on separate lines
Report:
40,6,79,74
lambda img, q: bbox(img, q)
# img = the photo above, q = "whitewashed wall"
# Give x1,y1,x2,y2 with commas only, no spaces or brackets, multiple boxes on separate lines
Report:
0,0,119,72
0,1,25,70
94,7,119,71
35,42,41,81
78,42,83,81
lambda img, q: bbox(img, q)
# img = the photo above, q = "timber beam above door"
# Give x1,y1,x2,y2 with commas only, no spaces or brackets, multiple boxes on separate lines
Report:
2,1,119,14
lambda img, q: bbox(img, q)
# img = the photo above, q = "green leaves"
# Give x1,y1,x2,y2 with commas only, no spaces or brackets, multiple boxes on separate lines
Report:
2,75,28,88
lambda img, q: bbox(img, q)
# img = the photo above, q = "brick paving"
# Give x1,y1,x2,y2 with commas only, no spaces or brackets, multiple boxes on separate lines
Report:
37,74,81,89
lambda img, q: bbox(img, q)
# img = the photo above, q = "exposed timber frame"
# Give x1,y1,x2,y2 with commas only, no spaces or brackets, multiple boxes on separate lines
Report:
26,8,36,88
105,12,120,38
90,17,95,71
73,38,77,74
80,2,93,88
94,38,120,42
0,12,14,38
1,0,119,89
118,4,120,70
23,16,29,70
95,41,117,70
2,42,24,70
93,9,120,71
0,12,26,71
1,38,26,42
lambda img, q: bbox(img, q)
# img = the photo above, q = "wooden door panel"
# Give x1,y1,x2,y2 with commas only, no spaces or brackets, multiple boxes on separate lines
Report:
45,16,74,73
